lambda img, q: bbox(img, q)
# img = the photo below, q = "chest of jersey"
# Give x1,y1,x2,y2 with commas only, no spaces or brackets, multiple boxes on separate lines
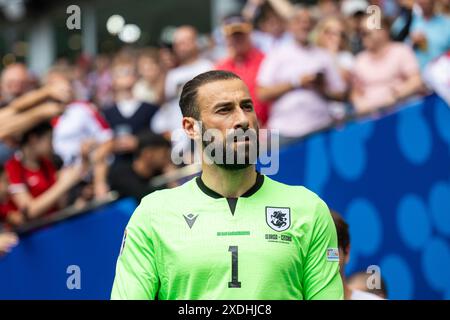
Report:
151,197,310,300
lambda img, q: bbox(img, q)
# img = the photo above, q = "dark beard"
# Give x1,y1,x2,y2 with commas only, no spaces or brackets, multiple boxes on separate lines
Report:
201,125,259,170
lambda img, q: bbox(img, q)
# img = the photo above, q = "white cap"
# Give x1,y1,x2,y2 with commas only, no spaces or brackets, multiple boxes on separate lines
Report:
341,0,369,17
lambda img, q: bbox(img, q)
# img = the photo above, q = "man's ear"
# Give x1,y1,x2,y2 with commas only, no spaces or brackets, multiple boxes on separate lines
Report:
345,245,351,264
182,117,201,140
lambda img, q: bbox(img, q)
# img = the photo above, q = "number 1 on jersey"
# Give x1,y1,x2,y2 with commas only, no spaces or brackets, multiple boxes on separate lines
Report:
228,246,241,288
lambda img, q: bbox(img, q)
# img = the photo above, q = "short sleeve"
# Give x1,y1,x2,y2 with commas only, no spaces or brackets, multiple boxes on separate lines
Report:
5,158,27,194
302,198,344,300
256,52,280,87
111,200,160,300
83,104,113,143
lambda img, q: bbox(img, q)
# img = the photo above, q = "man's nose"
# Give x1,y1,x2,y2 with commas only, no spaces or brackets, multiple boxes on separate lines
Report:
233,106,250,130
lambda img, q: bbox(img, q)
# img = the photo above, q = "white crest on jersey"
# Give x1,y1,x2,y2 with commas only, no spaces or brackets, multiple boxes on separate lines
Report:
266,207,291,232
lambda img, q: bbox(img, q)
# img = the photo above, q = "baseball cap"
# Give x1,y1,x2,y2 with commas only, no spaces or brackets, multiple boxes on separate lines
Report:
222,15,252,36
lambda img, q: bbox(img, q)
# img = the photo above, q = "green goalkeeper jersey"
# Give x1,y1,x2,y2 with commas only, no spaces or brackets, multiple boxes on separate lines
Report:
111,173,343,300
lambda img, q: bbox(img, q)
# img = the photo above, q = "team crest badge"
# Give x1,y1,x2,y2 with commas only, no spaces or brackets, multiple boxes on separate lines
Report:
266,207,291,232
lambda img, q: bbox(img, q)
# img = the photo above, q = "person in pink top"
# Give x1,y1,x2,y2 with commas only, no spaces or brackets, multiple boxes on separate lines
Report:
256,6,346,144
351,17,423,116
215,15,269,126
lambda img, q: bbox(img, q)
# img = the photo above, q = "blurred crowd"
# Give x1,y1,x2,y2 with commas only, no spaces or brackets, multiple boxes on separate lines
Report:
0,0,449,257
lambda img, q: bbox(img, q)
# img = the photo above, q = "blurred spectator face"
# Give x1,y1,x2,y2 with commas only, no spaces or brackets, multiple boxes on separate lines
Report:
141,146,170,171
95,55,110,72
173,26,199,63
0,63,30,102
112,63,137,92
316,18,346,52
27,128,53,158
360,17,390,51
318,0,341,17
259,9,286,37
417,0,436,14
290,9,314,45
227,32,252,56
138,55,160,83
159,47,177,70
44,68,75,103
222,17,253,57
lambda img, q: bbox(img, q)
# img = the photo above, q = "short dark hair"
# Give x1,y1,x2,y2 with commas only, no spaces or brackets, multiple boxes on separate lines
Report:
135,131,171,157
331,210,350,255
179,70,241,119
20,121,53,146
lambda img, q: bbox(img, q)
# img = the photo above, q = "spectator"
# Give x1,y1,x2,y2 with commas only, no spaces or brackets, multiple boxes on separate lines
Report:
243,0,294,54
108,131,171,202
314,16,355,118
87,54,114,107
257,6,346,145
341,0,369,54
5,121,85,220
0,80,69,164
423,49,450,105
151,25,212,151
158,44,178,72
46,66,114,200
330,210,385,300
133,48,165,105
0,63,31,107
351,16,423,115
313,0,342,19
410,0,450,69
347,271,388,299
391,0,415,42
215,15,270,126
0,164,22,226
103,54,159,164
0,231,18,257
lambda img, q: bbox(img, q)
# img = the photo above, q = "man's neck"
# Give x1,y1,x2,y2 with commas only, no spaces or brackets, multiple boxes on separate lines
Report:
233,48,252,62
21,147,39,170
115,90,133,102
296,39,309,48
180,55,199,66
369,41,390,57
201,165,257,198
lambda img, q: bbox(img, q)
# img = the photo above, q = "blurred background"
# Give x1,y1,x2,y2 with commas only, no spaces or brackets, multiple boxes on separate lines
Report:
0,0,449,300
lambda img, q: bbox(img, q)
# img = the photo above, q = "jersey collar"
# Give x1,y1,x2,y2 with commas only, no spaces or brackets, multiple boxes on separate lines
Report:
196,172,264,199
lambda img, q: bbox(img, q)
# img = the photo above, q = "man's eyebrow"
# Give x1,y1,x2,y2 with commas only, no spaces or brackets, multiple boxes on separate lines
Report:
212,101,234,109
240,98,253,104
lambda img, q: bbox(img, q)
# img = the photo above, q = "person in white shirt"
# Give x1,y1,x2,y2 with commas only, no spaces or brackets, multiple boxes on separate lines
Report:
257,7,346,145
348,271,388,300
47,67,113,199
331,210,387,300
151,26,213,157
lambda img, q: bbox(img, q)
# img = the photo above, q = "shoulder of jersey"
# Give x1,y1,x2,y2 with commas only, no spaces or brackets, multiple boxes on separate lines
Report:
139,179,194,206
264,176,322,200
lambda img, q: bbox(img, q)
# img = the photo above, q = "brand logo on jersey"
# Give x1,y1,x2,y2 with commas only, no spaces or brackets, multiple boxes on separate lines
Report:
326,248,340,262
266,207,291,232
183,213,198,229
